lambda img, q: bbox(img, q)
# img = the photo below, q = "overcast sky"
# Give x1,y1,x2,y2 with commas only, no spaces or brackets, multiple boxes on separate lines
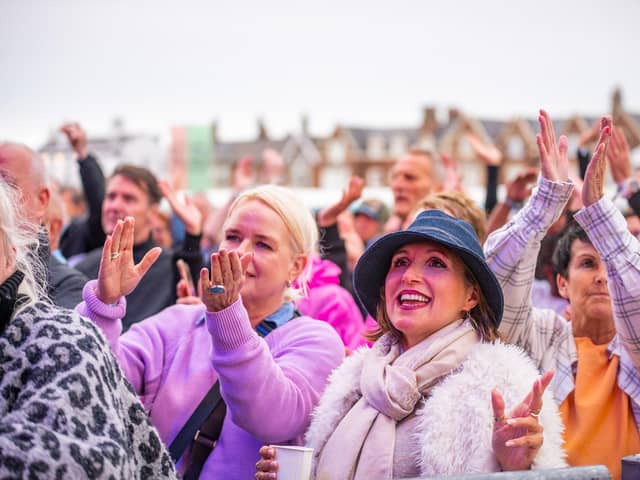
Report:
2,0,639,148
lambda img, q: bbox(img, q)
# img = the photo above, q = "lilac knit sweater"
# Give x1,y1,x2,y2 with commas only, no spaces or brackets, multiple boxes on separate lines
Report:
77,280,345,480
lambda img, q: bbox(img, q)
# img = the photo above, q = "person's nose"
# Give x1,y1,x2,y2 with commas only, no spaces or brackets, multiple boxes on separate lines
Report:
401,262,421,284
595,266,608,285
235,238,252,256
106,195,122,211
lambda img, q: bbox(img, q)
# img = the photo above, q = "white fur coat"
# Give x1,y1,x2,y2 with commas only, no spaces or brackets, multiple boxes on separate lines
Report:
305,341,566,477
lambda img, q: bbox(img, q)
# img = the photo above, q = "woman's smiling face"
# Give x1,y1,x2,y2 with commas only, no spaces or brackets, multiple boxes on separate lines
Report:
220,199,305,318
384,241,478,348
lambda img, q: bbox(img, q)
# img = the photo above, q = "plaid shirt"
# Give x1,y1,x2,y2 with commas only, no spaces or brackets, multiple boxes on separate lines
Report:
485,177,640,428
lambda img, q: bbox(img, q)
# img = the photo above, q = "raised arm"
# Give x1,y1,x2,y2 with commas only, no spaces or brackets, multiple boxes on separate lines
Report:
59,123,107,256
158,181,204,283
484,110,573,350
574,118,640,370
76,217,163,392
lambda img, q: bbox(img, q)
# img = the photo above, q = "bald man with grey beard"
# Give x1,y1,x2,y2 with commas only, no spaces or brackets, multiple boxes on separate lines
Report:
0,142,86,308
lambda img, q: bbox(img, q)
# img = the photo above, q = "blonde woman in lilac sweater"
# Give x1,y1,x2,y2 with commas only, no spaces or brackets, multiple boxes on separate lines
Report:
77,185,345,480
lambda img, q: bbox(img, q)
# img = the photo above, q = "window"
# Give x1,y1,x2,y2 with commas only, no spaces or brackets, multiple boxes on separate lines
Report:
290,159,311,187
389,135,407,158
507,136,524,160
328,141,346,164
366,134,386,160
320,165,350,188
366,167,385,187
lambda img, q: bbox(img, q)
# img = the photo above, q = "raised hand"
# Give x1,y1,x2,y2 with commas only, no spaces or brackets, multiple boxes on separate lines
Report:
261,148,285,184
582,116,612,207
158,180,203,235
506,168,538,204
467,133,503,166
492,369,554,471
97,217,162,305
536,110,569,182
441,152,464,192
233,155,255,191
255,445,278,479
60,122,89,159
317,175,365,227
607,125,631,184
199,248,252,312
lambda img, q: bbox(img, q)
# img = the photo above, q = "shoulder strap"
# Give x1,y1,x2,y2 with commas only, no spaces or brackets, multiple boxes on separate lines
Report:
168,381,223,463
168,314,295,470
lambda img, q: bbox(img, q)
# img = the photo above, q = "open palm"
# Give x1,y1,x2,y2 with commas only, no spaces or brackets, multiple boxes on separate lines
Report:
97,217,161,304
492,370,553,471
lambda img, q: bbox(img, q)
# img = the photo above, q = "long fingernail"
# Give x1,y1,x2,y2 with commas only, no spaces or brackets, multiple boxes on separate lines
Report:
505,440,515,447
507,419,517,425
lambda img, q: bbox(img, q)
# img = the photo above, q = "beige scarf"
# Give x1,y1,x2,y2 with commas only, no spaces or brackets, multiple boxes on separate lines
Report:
315,319,479,480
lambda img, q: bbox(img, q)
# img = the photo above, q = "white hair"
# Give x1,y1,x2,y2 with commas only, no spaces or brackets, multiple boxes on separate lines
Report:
227,185,318,302
0,179,48,311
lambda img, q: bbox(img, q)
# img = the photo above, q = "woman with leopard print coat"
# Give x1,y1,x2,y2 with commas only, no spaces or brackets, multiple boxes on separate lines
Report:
0,179,176,479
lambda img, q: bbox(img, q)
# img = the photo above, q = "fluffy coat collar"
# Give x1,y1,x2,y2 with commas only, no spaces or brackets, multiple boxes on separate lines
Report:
306,341,566,476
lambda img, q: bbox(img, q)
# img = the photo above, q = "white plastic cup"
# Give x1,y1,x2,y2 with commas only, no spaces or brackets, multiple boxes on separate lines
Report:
271,445,313,480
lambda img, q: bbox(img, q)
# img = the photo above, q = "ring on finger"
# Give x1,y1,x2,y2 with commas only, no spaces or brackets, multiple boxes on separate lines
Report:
111,252,121,260
529,409,541,419
209,284,225,294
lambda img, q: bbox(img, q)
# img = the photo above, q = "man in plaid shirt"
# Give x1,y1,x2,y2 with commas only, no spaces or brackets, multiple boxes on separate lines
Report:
485,111,640,479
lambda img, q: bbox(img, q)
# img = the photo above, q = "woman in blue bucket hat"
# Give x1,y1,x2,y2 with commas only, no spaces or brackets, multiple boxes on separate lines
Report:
257,209,566,478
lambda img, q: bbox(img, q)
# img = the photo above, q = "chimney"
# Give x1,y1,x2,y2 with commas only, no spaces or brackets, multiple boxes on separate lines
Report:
421,107,437,133
448,108,460,124
612,87,623,117
210,121,218,144
300,114,309,136
257,118,269,141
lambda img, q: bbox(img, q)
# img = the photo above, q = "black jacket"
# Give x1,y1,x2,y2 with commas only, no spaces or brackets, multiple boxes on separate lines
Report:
59,154,106,258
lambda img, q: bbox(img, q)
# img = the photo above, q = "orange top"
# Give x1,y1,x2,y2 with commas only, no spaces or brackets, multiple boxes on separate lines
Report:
559,337,640,480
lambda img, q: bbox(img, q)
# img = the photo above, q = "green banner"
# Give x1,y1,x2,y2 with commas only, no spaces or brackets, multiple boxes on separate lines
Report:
186,126,214,192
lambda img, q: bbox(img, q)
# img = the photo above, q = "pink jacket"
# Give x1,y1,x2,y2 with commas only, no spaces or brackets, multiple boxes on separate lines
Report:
296,257,367,350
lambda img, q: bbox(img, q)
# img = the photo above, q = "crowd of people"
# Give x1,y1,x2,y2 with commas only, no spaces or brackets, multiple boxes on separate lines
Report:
0,109,639,479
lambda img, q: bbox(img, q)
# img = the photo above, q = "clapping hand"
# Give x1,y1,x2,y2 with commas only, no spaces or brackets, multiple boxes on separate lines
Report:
97,217,162,305
536,110,569,182
607,125,631,184
200,249,252,312
582,117,612,207
492,369,554,471
158,181,203,236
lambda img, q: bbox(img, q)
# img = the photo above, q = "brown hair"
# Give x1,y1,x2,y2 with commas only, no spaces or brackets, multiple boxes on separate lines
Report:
365,262,499,343
110,165,162,205
412,191,487,243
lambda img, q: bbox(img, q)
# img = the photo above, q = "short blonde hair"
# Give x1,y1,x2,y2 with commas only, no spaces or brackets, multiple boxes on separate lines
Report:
226,185,318,301
0,180,47,311
412,191,487,243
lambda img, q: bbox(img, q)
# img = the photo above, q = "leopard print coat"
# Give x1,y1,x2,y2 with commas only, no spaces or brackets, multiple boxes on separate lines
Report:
0,301,177,479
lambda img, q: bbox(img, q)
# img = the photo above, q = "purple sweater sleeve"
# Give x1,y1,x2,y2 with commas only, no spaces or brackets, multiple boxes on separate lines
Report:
207,298,345,443
77,280,175,398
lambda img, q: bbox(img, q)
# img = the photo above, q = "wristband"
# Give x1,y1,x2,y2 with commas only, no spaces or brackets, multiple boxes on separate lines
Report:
504,197,524,211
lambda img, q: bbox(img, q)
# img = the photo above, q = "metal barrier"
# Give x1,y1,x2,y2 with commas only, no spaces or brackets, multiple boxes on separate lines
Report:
408,465,611,480
622,455,640,479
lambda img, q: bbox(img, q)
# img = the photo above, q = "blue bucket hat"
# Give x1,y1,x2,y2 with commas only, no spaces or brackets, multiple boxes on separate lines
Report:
353,209,503,328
